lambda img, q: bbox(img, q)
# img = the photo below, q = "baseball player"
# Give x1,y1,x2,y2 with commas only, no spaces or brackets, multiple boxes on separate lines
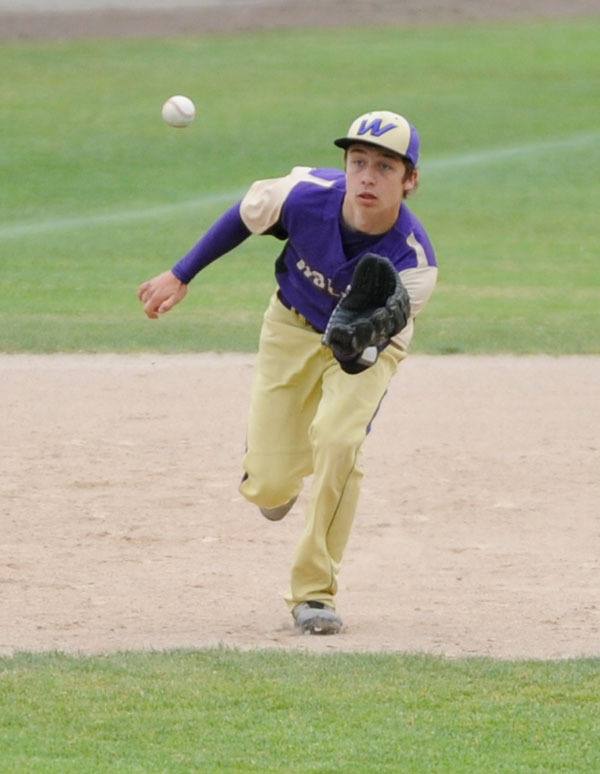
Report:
138,110,438,635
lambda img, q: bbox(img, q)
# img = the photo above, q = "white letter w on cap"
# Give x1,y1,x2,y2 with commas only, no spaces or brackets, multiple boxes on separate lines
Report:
357,118,397,137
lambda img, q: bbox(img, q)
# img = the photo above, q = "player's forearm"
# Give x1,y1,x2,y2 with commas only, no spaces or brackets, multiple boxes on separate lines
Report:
171,202,251,283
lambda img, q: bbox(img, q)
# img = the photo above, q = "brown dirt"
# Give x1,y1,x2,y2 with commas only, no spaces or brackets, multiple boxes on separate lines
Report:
2,353,599,659
1,0,599,41
2,1,599,659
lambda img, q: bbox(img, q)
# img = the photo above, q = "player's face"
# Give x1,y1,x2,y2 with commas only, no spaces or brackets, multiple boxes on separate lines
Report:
344,144,416,221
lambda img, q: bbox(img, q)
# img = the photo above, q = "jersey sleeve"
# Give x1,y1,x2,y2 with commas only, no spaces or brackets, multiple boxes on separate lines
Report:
171,202,251,284
388,264,437,355
388,212,439,357
400,264,438,317
239,166,325,235
398,219,438,316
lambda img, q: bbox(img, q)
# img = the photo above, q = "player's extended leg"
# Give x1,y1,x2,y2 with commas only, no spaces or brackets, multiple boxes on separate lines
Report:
239,293,327,514
286,344,404,614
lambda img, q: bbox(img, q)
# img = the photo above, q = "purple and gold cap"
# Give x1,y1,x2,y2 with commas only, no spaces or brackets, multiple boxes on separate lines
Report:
334,110,420,166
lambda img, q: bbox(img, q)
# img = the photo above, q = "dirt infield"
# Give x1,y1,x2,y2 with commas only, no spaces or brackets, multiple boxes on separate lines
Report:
2,354,599,659
2,1,599,659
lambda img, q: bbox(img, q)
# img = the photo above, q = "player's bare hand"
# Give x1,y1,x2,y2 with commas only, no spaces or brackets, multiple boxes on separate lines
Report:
137,270,187,319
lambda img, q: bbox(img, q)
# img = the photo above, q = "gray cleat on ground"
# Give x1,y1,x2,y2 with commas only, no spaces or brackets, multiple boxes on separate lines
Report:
259,496,297,521
292,601,343,634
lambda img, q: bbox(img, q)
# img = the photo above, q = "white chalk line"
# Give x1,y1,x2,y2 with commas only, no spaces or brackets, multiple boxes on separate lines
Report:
0,189,247,241
422,130,599,170
1,130,597,241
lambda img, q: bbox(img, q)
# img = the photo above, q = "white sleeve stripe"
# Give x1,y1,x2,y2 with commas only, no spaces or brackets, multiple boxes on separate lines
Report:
406,231,429,268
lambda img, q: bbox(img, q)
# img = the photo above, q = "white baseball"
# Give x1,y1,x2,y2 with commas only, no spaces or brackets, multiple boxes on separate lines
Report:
161,95,196,128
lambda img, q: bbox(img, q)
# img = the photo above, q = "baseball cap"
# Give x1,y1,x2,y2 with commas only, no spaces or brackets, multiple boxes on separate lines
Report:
334,110,420,166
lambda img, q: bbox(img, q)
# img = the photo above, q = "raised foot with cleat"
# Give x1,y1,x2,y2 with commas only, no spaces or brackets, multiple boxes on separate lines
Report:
259,496,297,522
292,601,343,635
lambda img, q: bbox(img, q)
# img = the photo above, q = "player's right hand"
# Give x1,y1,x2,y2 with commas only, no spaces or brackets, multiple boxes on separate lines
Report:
137,270,187,319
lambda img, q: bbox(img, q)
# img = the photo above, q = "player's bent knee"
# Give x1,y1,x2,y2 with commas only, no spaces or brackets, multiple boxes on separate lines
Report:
239,470,299,509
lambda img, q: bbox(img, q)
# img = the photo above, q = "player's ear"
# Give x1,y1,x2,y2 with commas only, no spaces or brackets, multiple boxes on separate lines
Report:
402,168,419,196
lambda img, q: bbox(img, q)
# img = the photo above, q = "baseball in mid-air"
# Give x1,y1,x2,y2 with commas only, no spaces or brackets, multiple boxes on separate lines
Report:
161,95,196,128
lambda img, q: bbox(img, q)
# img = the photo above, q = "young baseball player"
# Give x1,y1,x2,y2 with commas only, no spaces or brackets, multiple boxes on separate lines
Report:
138,110,438,635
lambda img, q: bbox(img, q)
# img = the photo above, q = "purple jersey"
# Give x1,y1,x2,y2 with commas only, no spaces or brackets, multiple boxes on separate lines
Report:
173,165,438,344
265,168,436,332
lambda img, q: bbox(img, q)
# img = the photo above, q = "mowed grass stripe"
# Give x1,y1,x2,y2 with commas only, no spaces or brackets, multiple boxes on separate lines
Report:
0,189,247,240
1,130,597,240
1,650,600,771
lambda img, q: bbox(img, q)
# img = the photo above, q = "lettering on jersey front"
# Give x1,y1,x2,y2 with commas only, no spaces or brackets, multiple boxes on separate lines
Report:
357,118,397,138
296,258,344,298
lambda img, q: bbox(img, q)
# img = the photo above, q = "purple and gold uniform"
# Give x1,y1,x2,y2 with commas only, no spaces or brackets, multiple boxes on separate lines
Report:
173,166,436,351
170,112,438,628
240,165,437,344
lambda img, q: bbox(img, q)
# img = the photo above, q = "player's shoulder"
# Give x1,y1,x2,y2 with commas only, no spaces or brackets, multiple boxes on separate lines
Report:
394,203,437,268
305,167,345,185
240,166,343,235
282,167,345,217
286,166,345,193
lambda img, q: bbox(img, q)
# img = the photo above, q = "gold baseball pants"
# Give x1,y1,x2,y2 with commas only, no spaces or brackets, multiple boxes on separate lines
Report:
239,293,404,610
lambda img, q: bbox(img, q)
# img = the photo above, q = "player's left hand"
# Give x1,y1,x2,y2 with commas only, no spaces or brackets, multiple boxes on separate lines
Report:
322,254,411,373
137,270,187,319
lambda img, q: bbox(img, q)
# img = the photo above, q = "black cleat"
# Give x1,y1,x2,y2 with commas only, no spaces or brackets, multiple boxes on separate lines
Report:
292,601,343,634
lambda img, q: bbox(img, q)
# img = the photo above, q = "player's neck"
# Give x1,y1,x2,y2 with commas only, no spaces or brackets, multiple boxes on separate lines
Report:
341,198,400,235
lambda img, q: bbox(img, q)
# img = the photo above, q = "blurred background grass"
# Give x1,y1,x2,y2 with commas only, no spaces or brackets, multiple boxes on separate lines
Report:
0,19,598,353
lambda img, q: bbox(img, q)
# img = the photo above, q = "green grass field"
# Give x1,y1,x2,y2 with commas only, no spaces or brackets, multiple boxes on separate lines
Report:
2,650,600,772
1,19,599,353
2,18,600,771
